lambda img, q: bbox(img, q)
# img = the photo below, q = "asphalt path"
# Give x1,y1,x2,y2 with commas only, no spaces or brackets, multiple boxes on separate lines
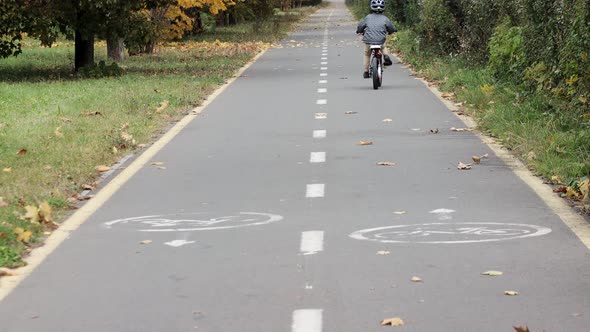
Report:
1,1,590,331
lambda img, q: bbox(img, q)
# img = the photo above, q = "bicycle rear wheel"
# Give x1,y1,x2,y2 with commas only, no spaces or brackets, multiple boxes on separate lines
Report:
371,56,381,90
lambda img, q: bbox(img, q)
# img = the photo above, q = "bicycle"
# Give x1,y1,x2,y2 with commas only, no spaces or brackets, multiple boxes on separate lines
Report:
368,44,383,90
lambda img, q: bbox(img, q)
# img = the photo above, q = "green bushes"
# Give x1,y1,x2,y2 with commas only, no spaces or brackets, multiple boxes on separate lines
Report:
488,19,525,80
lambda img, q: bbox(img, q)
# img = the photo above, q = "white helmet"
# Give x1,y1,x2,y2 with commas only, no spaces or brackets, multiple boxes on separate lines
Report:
370,0,385,12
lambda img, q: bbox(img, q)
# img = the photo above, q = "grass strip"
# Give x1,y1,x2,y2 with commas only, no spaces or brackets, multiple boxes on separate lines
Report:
0,6,318,268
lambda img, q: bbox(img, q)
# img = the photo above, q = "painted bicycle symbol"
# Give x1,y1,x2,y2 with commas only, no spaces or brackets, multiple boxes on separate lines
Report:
350,223,552,244
103,212,283,232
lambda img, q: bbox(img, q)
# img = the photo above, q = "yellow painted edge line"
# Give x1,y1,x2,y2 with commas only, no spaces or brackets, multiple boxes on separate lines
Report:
394,54,590,250
0,46,270,302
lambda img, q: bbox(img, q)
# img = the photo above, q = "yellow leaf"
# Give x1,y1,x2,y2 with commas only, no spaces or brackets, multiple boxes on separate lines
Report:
382,118,393,122
150,162,166,165
376,250,390,255
0,197,8,208
411,276,423,282
2,168,11,172
357,141,373,146
481,270,503,276
504,290,519,296
472,155,481,164
393,210,406,215
580,178,589,201
579,96,588,104
581,113,590,120
140,240,152,245
566,186,578,199
24,205,40,223
55,126,64,138
156,100,169,113
381,317,404,326
14,227,32,243
95,165,111,172
39,201,53,223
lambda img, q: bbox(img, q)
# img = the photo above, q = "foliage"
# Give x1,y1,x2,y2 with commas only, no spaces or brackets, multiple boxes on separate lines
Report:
488,18,525,80
76,61,124,78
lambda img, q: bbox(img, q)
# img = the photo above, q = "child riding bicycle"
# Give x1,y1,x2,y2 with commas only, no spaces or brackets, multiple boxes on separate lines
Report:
356,0,397,78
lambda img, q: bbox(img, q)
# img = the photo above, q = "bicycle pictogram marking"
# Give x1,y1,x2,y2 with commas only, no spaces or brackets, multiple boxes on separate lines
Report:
103,212,283,232
350,222,552,244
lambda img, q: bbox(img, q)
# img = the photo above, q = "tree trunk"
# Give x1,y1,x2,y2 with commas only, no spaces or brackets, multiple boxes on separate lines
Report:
145,40,155,54
107,37,125,62
74,30,94,71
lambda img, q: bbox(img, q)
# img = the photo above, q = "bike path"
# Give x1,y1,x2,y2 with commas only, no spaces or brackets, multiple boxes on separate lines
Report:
1,1,590,331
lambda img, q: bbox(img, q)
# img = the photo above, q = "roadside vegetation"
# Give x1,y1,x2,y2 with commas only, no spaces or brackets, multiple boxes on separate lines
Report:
0,0,321,269
348,0,590,213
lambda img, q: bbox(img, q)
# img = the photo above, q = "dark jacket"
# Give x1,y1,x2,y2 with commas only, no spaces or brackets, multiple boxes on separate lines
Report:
356,13,397,45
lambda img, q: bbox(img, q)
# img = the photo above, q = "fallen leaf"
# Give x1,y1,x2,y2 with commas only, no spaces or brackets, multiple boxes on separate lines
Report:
382,118,393,122
39,201,53,224
112,146,118,154
441,92,456,99
156,100,169,113
566,186,579,199
450,127,472,132
14,227,32,243
16,149,27,156
81,110,102,116
23,205,40,223
95,165,110,172
150,162,166,166
551,175,564,185
481,270,503,276
377,250,390,255
3,168,12,172
345,111,358,114
430,128,439,134
377,162,397,166
0,270,15,277
579,178,589,200
513,326,530,332
157,166,167,170
504,290,519,296
82,184,96,190
55,126,64,137
61,117,72,123
472,155,481,164
137,144,147,149
140,240,152,244
527,151,537,160
457,162,472,170
43,165,52,170
0,197,8,208
411,276,423,282
393,210,406,215
357,141,373,146
120,131,134,143
381,317,404,326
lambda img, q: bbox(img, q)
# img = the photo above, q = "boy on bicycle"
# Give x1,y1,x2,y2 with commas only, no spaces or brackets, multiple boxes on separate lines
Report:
356,0,397,78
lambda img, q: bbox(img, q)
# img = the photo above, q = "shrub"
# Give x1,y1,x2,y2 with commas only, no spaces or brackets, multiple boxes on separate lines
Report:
488,18,525,80
417,0,460,55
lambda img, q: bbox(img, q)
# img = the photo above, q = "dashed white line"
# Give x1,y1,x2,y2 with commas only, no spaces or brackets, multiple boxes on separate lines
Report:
292,309,323,332
315,113,327,119
316,99,327,105
300,231,325,254
319,73,327,77
306,184,325,198
321,57,328,60
320,67,328,70
313,130,326,138
321,62,328,65
317,88,327,93
310,152,326,163
318,80,328,84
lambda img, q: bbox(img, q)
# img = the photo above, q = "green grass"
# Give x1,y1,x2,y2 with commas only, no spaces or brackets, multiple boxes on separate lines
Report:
390,29,590,184
0,8,317,268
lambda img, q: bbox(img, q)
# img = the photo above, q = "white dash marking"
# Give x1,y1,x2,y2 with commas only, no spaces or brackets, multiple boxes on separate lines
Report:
315,113,327,119
310,152,326,163
321,62,328,65
318,80,328,84
306,184,325,198
316,99,327,105
320,73,328,77
320,67,328,70
300,231,325,254
321,57,327,60
292,309,323,332
317,88,327,93
313,130,326,138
